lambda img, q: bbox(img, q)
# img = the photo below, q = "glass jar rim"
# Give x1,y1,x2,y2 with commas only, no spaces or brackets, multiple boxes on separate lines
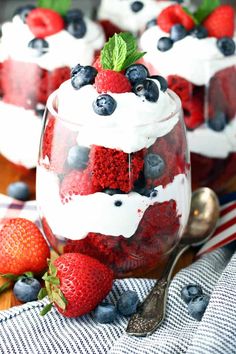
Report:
46,88,182,128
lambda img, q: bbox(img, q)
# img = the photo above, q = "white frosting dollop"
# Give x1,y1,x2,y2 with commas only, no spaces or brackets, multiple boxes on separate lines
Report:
37,166,190,240
98,0,173,33
0,101,42,168
140,26,236,86
0,15,105,69
55,79,179,153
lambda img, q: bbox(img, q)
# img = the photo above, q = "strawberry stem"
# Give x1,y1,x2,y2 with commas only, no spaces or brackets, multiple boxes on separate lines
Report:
0,280,12,295
40,303,53,316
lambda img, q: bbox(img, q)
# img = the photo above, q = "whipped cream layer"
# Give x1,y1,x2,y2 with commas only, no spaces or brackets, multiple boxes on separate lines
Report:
140,26,236,86
55,79,179,153
98,0,172,33
0,102,41,168
37,166,190,240
0,15,105,69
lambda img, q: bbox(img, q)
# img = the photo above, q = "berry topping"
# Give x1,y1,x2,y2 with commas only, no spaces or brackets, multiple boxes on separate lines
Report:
28,38,49,56
207,112,227,132
217,37,236,56
190,25,208,39
182,90,204,130
132,79,159,102
167,75,193,103
67,146,90,170
125,64,149,85
203,5,234,39
93,56,103,72
71,65,98,90
14,5,36,23
26,8,64,38
94,303,117,324
131,1,144,13
144,153,165,179
7,181,30,201
188,295,210,321
13,277,41,303
64,9,84,23
66,17,87,39
95,70,132,94
93,94,117,116
170,24,187,42
150,75,168,92
181,284,203,304
117,291,139,316
157,37,173,52
158,4,195,33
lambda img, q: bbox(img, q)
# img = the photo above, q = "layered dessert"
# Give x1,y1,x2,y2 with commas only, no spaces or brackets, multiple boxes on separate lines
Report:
140,2,236,192
0,4,105,169
37,33,191,277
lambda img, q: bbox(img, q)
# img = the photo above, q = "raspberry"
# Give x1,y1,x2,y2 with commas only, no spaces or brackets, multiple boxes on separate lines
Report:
167,75,193,103
60,170,102,203
99,20,122,40
94,70,132,94
93,56,103,72
26,8,64,38
183,89,204,130
203,5,234,39
158,5,195,33
88,145,145,193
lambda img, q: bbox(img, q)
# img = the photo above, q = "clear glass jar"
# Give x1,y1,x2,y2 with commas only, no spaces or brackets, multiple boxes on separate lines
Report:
37,90,191,278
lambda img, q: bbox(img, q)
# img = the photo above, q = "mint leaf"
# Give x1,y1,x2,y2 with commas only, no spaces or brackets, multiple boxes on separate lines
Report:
101,36,116,69
194,0,220,23
37,0,72,15
120,32,137,55
113,34,127,71
122,51,146,70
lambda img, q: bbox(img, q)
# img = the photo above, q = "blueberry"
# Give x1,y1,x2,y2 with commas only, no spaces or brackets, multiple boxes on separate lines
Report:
133,79,159,102
28,38,49,56
181,284,203,304
144,153,165,179
125,64,149,85
104,189,124,195
117,291,139,316
157,37,173,51
7,182,30,201
207,112,227,132
190,25,208,39
64,9,84,23
71,64,83,77
131,1,144,13
71,65,98,89
66,18,87,39
150,75,168,92
217,37,236,56
13,277,41,303
146,18,157,30
67,145,90,170
188,295,210,321
14,5,36,23
93,94,117,116
114,200,122,207
94,303,117,324
170,24,187,42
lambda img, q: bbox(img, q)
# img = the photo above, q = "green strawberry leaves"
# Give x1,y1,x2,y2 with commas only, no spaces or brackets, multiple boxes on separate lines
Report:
101,33,146,72
183,0,220,25
37,0,71,15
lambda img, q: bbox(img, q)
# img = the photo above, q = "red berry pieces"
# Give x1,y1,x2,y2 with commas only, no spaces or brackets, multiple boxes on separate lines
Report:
94,70,132,94
158,5,195,33
182,89,204,130
99,20,122,41
167,75,193,104
93,55,103,72
203,5,235,39
26,8,64,38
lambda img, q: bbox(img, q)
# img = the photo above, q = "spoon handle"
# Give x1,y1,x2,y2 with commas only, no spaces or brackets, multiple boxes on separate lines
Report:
126,242,189,337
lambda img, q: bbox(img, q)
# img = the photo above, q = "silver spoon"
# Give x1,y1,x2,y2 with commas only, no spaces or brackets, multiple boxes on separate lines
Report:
126,187,220,337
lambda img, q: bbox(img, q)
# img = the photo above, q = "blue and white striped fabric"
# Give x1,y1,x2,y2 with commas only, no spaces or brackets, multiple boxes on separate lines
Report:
1,247,236,354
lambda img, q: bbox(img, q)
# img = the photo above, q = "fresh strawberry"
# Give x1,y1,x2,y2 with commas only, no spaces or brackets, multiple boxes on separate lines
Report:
182,90,204,130
0,218,50,275
158,5,195,33
167,75,194,103
26,8,64,38
99,20,122,40
40,253,114,318
93,55,103,72
94,70,132,94
203,5,234,39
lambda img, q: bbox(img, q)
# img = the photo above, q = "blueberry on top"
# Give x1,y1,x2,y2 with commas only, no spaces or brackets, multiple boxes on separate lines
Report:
71,65,98,89
7,181,30,201
146,18,157,30
132,79,159,102
14,5,36,23
66,18,87,39
131,1,144,13
144,153,165,179
64,9,84,23
150,75,168,92
28,38,49,56
170,24,187,42
125,64,149,85
207,112,227,132
67,145,90,170
217,37,236,56
181,284,203,304
190,25,208,39
157,37,173,52
93,94,117,116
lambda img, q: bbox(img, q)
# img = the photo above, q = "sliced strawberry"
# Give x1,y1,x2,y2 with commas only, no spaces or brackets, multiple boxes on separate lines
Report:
94,70,132,94
203,5,234,39
158,5,195,33
26,8,64,38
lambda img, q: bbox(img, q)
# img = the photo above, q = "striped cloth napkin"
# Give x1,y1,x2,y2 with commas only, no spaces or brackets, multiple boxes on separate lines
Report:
0,193,236,354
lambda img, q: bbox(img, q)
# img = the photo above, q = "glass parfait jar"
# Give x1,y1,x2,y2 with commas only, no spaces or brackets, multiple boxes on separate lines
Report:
37,87,191,278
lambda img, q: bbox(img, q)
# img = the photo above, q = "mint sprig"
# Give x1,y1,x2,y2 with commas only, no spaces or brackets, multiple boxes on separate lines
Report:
182,0,220,25
101,33,146,72
37,0,72,15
